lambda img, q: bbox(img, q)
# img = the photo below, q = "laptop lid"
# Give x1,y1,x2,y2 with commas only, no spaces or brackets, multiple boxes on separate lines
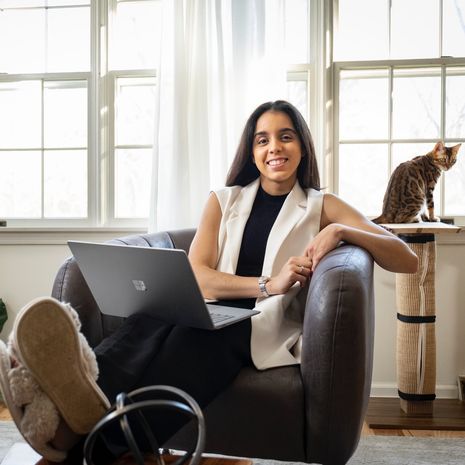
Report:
67,241,259,330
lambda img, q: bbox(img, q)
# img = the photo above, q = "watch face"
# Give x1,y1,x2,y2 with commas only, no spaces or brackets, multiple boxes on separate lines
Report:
259,276,270,296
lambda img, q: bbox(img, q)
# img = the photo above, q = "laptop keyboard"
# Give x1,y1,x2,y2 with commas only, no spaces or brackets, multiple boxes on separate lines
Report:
209,312,234,324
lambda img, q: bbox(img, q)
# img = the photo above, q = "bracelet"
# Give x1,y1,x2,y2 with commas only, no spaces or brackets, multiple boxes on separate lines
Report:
258,276,271,297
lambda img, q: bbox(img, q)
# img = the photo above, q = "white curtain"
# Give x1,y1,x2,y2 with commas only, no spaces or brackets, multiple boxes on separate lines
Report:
149,0,287,232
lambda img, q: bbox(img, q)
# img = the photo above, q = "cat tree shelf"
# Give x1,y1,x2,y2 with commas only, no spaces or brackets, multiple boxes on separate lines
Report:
381,222,462,235
371,221,462,428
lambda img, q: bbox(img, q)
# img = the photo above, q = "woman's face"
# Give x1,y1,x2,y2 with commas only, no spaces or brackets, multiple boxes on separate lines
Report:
252,110,302,195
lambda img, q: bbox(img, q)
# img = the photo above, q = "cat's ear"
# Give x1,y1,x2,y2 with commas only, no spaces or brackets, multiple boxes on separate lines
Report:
433,141,445,154
452,143,462,156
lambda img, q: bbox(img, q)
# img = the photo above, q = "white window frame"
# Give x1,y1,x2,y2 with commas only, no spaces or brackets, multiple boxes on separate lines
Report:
0,0,100,229
332,0,465,226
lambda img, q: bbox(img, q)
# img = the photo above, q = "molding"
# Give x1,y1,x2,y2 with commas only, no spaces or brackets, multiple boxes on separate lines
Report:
0,228,145,245
370,382,459,399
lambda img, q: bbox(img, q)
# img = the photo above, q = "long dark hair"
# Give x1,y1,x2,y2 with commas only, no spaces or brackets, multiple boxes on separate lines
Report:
225,100,320,190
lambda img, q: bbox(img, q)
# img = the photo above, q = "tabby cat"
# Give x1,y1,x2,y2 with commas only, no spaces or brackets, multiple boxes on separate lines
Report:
372,141,461,224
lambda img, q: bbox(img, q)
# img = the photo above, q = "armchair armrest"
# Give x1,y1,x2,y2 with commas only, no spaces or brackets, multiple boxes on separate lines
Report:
301,244,375,465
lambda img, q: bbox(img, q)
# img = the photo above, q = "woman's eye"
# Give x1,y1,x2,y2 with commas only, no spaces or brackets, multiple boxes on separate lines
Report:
257,138,267,145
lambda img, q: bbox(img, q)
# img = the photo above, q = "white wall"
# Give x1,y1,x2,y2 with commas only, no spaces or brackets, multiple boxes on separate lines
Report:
1,232,464,398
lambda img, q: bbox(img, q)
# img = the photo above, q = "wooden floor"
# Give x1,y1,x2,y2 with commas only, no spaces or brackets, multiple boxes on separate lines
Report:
2,400,465,438
363,397,465,437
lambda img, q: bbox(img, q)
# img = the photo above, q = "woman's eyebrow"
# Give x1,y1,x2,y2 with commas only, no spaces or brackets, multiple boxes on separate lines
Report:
254,131,268,137
280,127,297,134
254,128,296,137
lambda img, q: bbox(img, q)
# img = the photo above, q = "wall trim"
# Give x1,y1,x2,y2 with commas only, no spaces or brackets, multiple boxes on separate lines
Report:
0,228,145,245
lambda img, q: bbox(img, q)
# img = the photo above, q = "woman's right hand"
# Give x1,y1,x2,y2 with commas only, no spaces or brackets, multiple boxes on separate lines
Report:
267,256,313,295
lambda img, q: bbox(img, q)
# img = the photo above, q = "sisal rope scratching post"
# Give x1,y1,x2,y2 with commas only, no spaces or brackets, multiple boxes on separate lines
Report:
396,234,436,415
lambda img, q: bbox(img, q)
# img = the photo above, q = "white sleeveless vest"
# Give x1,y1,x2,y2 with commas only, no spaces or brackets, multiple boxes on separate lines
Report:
214,178,324,370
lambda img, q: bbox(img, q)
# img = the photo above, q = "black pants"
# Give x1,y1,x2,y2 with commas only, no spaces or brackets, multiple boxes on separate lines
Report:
86,313,252,459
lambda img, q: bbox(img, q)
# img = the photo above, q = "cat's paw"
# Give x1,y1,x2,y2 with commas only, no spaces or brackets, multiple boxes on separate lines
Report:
429,216,441,222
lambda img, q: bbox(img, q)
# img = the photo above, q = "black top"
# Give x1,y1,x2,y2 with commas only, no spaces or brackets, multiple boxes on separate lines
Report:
218,185,288,309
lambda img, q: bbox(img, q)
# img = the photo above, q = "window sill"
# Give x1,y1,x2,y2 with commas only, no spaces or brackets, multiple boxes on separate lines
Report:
1,227,463,246
0,227,146,245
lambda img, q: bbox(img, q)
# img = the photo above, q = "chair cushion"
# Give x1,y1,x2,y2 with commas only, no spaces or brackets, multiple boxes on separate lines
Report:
168,365,306,462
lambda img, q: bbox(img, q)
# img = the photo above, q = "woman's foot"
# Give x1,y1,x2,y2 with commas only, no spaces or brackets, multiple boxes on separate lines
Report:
0,297,111,461
12,297,111,434
0,339,68,462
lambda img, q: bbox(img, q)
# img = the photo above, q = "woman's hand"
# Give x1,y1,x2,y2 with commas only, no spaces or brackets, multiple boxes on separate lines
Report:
305,223,344,271
267,256,313,295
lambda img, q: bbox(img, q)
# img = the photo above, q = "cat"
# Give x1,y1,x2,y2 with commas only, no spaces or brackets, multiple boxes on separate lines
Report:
372,141,461,224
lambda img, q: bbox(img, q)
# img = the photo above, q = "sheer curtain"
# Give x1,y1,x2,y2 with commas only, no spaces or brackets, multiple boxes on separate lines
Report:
149,0,286,232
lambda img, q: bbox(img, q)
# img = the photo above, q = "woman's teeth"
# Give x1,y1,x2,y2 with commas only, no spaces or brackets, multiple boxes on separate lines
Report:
267,158,287,166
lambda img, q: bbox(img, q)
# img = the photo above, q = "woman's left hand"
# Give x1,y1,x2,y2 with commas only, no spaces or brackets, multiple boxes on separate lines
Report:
304,223,344,271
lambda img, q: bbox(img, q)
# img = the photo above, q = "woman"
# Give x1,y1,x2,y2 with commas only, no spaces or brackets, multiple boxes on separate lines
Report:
0,101,418,463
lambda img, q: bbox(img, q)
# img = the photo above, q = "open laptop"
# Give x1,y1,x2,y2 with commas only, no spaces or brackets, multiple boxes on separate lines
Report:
67,241,259,330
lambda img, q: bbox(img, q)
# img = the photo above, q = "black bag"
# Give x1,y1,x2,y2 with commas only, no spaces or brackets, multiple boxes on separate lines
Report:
83,385,205,465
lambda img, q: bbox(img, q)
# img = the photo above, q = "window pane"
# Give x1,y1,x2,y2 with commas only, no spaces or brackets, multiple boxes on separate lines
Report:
44,150,87,218
284,0,308,63
287,80,308,123
338,144,388,216
443,0,465,57
392,69,441,139
446,68,465,139
115,148,152,218
48,6,90,72
115,77,156,146
0,151,41,218
44,81,87,148
0,9,45,73
391,0,439,59
444,142,465,215
392,142,441,216
336,0,388,60
111,0,162,70
0,81,41,149
339,69,389,140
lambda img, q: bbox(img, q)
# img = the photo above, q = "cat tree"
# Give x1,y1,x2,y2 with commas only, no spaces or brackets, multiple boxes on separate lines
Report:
381,222,460,417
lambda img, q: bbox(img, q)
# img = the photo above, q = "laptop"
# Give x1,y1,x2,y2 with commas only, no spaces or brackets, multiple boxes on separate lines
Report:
67,241,260,330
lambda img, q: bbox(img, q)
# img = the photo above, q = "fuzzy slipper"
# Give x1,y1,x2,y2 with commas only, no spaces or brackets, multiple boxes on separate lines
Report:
0,340,67,462
12,297,110,435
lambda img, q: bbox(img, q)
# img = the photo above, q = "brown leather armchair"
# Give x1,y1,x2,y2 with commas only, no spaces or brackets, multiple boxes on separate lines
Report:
51,229,374,465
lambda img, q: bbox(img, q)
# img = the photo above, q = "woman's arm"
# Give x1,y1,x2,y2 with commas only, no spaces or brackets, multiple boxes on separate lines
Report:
306,193,418,273
189,192,311,299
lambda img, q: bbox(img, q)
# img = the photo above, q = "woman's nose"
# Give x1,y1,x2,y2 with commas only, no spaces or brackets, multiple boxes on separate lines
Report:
269,138,282,153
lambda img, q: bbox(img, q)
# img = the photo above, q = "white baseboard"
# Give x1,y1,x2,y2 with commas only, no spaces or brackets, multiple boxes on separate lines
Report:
370,382,459,399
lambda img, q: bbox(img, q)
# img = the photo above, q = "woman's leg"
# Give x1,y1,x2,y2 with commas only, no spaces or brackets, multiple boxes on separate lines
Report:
92,312,252,452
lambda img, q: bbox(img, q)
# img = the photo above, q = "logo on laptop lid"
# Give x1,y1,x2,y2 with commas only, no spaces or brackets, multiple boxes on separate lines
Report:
132,280,147,291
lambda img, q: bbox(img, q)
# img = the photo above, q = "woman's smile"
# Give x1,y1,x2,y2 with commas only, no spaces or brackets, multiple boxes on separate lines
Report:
267,157,288,168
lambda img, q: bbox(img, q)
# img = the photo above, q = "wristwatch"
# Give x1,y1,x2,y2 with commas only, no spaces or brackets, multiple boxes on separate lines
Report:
258,276,271,297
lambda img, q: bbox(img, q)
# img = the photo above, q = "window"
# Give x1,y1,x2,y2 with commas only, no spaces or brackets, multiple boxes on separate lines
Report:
0,0,91,225
0,0,313,228
334,0,465,223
